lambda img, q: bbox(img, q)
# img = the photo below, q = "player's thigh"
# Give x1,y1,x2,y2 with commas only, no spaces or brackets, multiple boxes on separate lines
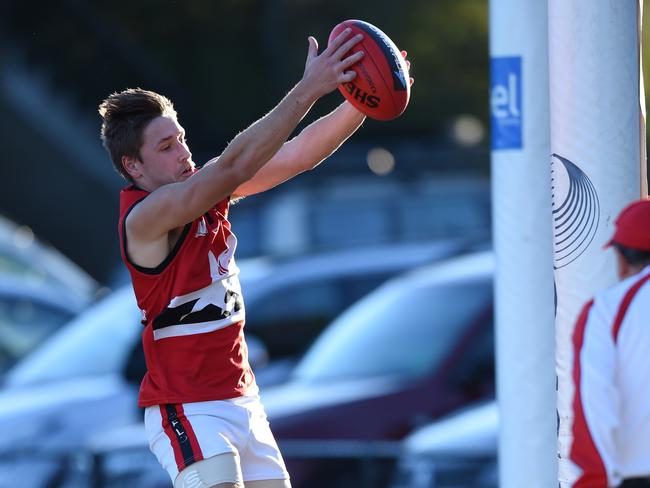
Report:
174,452,244,488
244,480,292,488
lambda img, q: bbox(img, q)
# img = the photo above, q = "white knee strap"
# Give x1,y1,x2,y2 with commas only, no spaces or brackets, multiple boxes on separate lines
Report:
174,452,244,488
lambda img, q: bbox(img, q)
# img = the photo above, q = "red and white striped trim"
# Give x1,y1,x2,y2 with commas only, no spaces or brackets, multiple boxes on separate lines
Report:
611,273,650,343
571,299,608,487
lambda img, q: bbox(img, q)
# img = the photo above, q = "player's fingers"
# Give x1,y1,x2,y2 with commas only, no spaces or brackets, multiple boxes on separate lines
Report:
325,28,353,54
339,70,358,83
405,60,411,71
333,33,363,59
307,36,319,59
409,77,414,86
401,49,408,59
339,50,364,69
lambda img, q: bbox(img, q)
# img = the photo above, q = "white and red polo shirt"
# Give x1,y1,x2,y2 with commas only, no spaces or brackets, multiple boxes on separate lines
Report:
571,266,650,486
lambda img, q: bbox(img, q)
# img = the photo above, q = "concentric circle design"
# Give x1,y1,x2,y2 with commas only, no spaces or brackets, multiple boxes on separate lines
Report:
551,153,600,269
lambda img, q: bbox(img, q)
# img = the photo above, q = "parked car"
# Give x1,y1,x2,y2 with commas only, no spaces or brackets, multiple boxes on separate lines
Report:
241,239,471,360
8,240,468,385
0,215,99,301
0,242,471,486
0,216,98,372
390,401,498,488
22,249,494,487
4,284,267,389
242,239,472,385
260,250,495,486
0,284,165,487
0,275,88,375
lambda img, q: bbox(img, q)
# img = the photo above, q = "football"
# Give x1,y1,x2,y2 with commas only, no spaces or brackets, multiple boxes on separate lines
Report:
328,20,410,121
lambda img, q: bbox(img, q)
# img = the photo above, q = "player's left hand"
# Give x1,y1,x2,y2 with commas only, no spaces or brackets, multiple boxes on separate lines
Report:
401,50,414,87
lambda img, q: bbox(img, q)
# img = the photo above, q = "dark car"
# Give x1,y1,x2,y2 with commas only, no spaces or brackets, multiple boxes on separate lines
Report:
260,250,495,486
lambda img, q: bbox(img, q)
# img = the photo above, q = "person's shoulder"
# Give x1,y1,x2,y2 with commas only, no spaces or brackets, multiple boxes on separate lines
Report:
593,280,626,307
620,267,650,303
592,269,650,317
617,267,650,295
120,184,149,197
120,185,149,210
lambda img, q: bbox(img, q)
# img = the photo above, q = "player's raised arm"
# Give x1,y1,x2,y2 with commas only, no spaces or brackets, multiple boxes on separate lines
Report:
232,21,414,198
125,28,364,243
232,101,365,198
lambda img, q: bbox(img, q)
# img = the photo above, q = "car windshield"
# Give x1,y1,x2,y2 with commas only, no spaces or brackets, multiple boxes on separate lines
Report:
293,277,491,382
5,286,140,387
0,295,74,374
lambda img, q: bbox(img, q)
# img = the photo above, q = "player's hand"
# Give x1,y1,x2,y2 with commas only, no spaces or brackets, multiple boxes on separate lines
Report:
401,50,414,87
300,29,365,99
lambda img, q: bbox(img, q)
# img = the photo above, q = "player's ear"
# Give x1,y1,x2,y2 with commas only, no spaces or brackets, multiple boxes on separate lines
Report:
122,155,142,179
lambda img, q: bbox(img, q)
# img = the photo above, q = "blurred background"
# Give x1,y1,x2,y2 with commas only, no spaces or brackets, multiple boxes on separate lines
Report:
0,1,648,487
0,0,491,284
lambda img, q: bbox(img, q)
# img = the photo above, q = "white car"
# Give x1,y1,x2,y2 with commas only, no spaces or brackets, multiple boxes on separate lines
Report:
391,401,498,488
0,215,99,300
0,216,97,375
0,276,87,376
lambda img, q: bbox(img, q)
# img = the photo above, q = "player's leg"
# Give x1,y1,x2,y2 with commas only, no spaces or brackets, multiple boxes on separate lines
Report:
174,452,244,488
245,479,292,488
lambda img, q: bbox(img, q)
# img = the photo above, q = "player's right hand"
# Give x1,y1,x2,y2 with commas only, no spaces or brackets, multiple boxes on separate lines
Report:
300,29,364,99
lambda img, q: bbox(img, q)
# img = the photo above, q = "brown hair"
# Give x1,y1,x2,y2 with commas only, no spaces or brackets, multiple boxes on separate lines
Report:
98,88,177,181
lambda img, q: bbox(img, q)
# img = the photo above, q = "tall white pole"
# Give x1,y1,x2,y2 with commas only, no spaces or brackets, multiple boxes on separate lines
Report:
489,1,557,487
549,1,646,485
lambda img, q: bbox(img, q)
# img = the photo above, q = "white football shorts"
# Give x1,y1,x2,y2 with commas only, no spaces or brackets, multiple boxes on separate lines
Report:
144,394,290,484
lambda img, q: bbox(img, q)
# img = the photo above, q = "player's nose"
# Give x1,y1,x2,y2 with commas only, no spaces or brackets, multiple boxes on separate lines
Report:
180,143,191,160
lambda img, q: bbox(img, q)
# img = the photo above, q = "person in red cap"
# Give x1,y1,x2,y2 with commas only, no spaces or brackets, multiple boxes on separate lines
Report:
569,198,650,488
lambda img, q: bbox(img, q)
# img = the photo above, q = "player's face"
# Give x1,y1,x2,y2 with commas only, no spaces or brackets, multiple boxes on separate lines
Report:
137,115,195,189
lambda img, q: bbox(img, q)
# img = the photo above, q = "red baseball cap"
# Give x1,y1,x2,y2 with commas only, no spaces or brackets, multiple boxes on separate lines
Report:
605,198,650,251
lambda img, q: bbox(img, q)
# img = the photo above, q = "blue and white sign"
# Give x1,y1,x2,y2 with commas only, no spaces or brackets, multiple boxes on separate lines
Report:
491,56,522,150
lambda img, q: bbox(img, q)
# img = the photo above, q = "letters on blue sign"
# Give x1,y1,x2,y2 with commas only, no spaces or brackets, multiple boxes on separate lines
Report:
490,56,522,150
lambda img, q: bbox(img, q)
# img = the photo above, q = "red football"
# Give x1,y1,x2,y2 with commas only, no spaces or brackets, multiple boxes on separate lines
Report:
328,20,410,121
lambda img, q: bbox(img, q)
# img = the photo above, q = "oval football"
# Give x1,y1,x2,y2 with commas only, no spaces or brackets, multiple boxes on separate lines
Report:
328,20,410,121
